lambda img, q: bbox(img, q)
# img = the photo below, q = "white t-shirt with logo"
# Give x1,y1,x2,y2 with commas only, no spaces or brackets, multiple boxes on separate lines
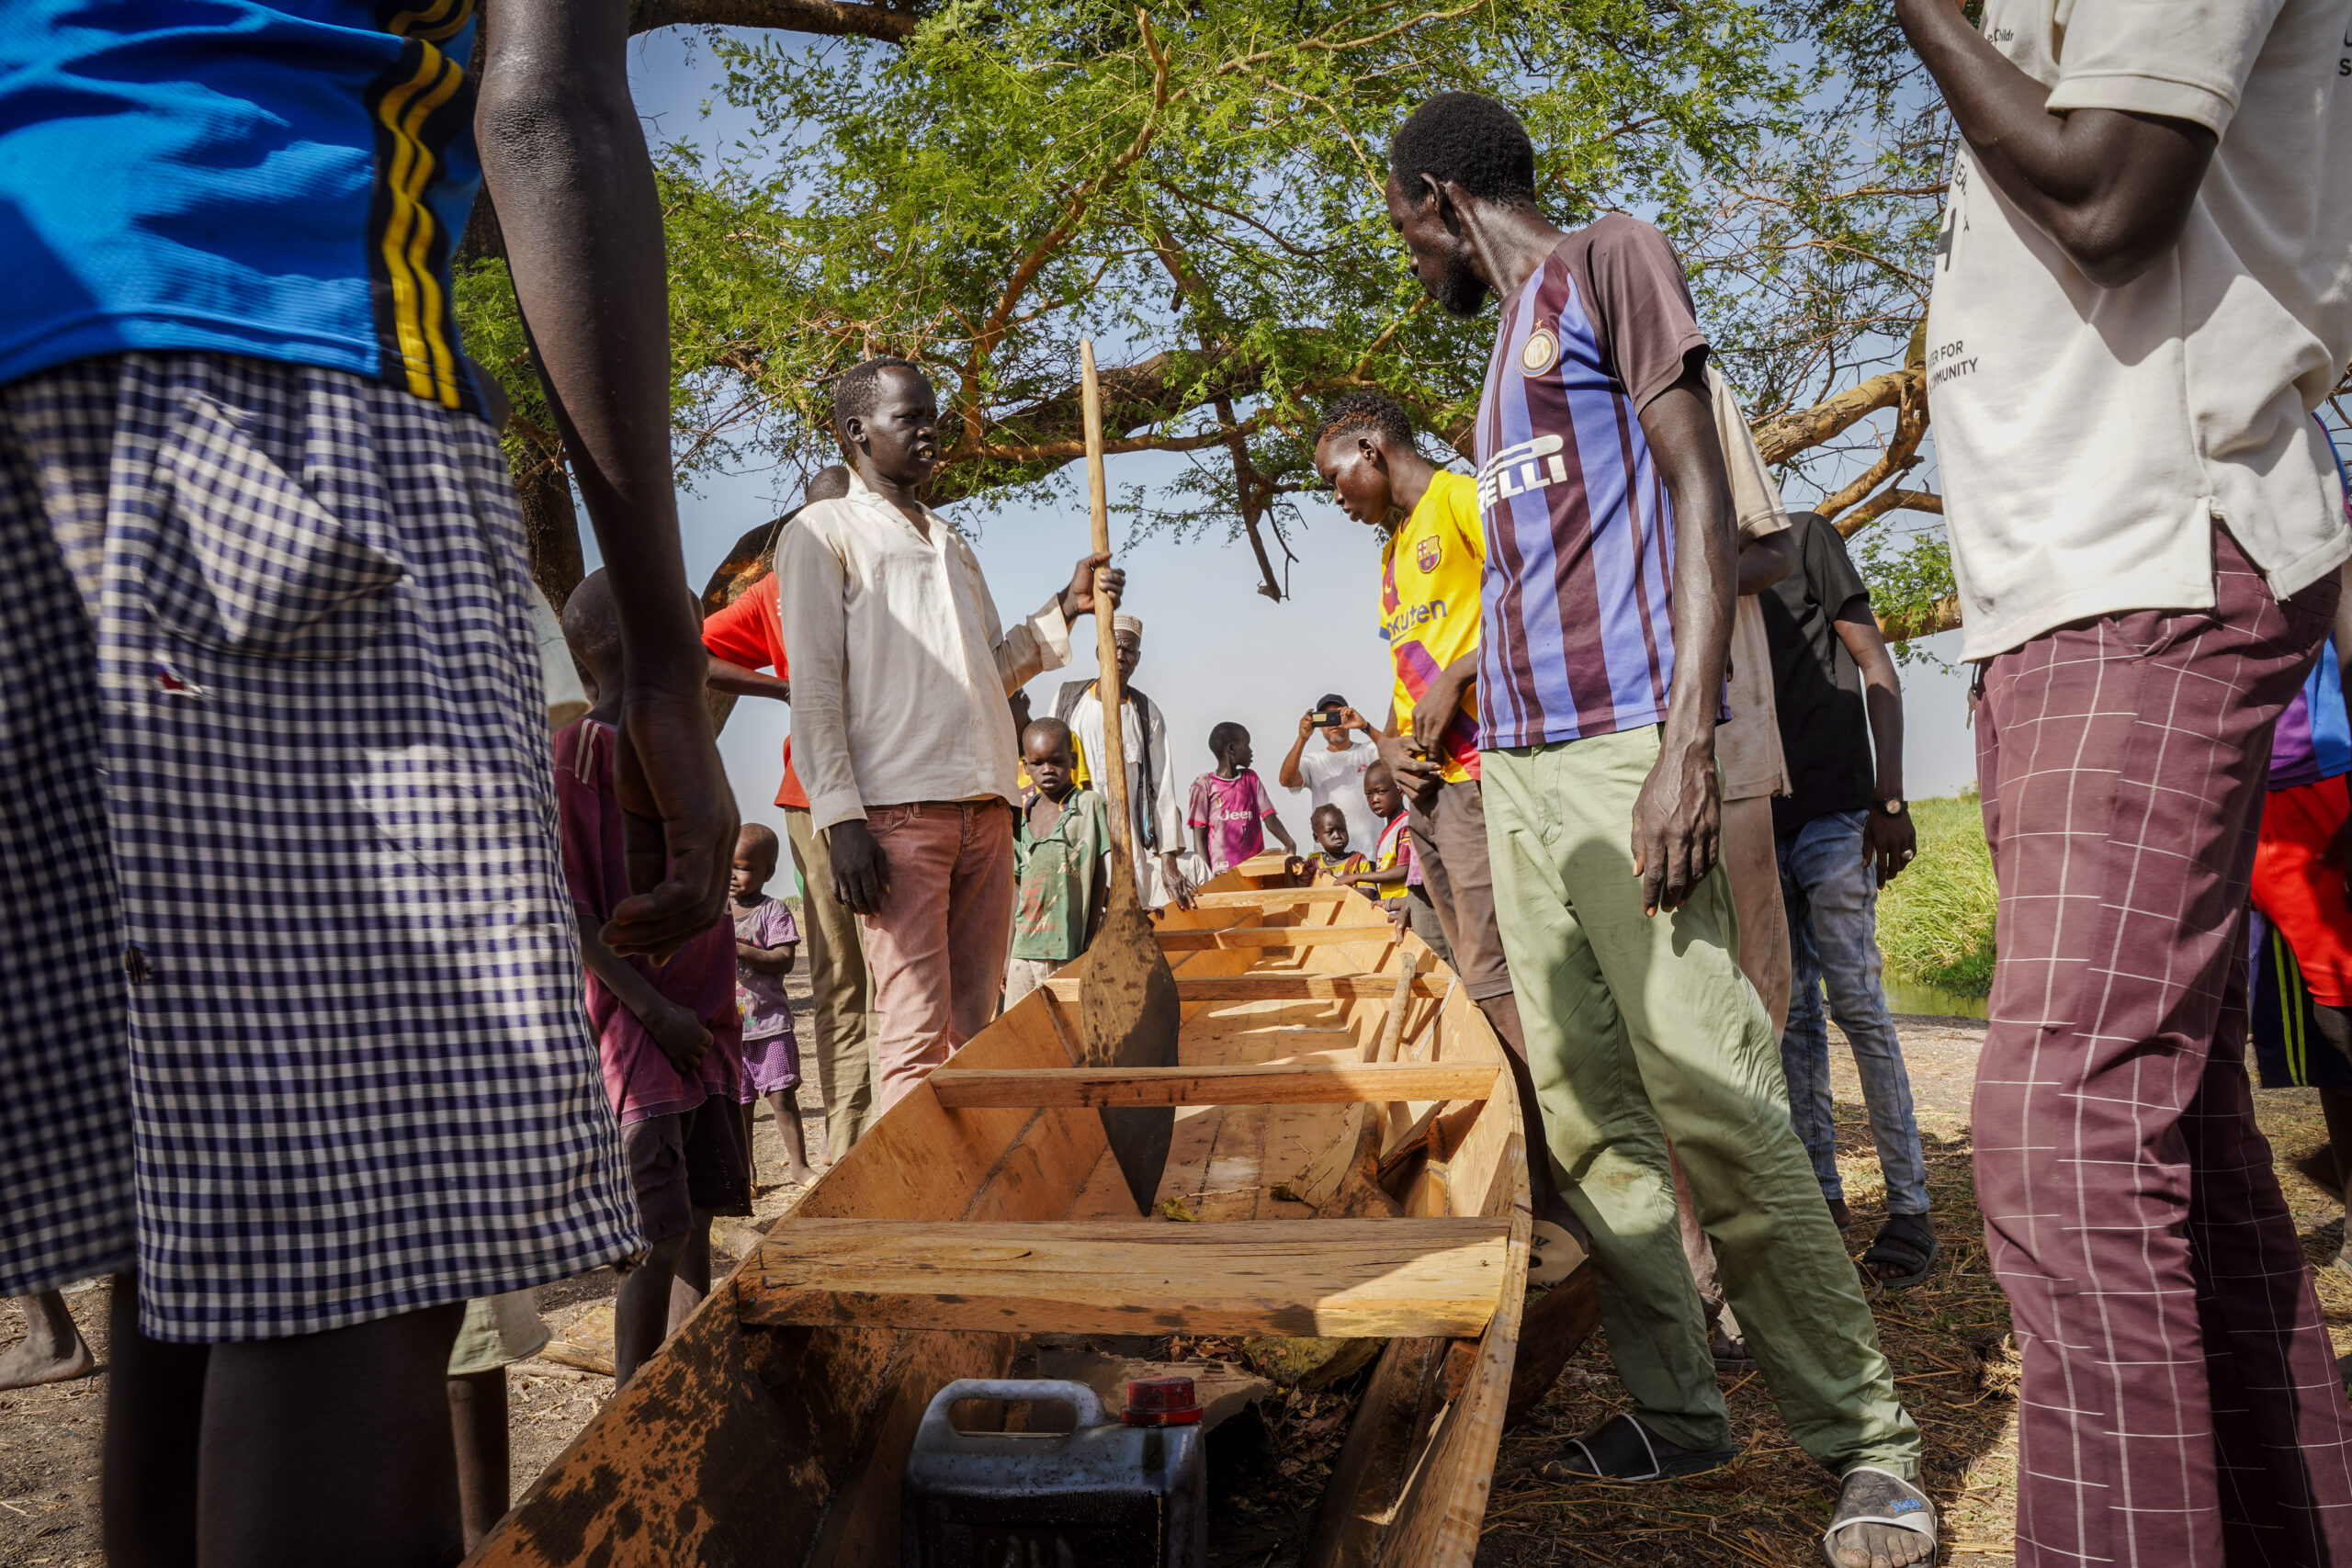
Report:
1924,0,2352,660
1295,737,1384,859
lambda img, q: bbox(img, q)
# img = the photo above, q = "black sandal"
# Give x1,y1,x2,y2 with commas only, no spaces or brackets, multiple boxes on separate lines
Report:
1862,1213,1939,1290
1535,1412,1736,1483
1821,1465,1937,1566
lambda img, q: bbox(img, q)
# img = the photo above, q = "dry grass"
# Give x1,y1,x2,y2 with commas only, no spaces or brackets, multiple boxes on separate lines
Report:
1473,1083,2352,1567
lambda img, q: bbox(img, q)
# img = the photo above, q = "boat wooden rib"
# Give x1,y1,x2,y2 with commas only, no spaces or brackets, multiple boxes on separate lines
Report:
468,858,1544,1568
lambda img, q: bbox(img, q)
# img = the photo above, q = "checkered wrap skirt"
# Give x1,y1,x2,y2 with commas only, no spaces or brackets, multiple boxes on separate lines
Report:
0,354,643,1341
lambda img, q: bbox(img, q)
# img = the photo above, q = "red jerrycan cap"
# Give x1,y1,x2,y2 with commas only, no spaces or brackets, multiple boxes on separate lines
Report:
1124,1376,1203,1427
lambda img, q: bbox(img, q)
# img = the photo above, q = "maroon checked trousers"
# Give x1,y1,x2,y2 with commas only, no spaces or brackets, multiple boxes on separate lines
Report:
1974,532,2352,1568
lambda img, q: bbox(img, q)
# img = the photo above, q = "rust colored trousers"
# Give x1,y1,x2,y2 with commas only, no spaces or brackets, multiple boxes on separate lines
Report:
1973,531,2352,1568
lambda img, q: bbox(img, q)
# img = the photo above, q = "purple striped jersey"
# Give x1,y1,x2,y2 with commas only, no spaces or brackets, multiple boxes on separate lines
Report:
1473,216,1709,750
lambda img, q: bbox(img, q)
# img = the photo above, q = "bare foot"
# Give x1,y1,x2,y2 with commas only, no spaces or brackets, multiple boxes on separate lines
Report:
1827,1468,1935,1568
0,1293,96,1390
785,1163,820,1187
1830,1519,1934,1568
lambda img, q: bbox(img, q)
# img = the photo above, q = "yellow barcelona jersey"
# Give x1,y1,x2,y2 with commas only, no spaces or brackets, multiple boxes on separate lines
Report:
1380,469,1485,784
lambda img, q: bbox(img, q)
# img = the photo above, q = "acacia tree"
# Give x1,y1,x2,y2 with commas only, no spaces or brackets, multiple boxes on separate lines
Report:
456,0,1985,637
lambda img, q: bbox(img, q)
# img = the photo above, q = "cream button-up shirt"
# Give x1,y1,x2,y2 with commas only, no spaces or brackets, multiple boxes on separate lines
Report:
776,473,1071,830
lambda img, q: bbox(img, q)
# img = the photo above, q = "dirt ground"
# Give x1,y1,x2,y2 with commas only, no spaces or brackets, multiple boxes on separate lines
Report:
7,1008,2351,1567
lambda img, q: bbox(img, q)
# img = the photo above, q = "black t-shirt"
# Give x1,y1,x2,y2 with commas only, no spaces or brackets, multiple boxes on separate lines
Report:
1763,513,1876,832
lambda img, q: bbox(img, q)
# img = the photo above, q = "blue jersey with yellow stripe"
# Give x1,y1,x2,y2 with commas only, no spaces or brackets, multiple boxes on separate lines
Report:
0,0,483,412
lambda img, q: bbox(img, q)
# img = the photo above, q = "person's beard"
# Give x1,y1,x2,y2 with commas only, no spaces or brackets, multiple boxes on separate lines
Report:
1433,245,1488,319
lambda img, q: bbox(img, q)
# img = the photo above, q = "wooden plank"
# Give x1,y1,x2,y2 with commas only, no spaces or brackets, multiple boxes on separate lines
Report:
1190,886,1359,908
928,1062,1496,1109
1044,973,1441,1003
1157,925,1394,951
741,1219,1510,1339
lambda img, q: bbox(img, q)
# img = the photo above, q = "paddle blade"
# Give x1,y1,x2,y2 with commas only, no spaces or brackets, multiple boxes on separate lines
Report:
1080,846,1180,1214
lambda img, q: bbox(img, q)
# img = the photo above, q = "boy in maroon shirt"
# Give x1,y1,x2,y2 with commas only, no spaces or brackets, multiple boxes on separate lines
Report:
558,572,750,1387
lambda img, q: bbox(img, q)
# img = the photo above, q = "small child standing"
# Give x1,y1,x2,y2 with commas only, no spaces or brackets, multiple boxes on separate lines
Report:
731,823,815,1188
1347,762,1415,919
1348,763,1453,962
1006,718,1114,1008
557,571,751,1389
1188,722,1297,874
1305,803,1368,882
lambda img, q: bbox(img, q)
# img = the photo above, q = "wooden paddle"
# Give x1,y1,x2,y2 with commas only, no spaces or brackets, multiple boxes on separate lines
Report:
1074,338,1181,1216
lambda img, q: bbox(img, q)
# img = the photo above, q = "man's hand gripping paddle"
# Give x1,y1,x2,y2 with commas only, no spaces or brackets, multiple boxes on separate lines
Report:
1076,338,1180,1215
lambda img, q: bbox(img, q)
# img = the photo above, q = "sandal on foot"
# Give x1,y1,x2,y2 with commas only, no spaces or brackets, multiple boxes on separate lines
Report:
1710,1324,1756,1373
1862,1213,1939,1291
1528,1220,1584,1288
1535,1412,1736,1483
1822,1465,1937,1567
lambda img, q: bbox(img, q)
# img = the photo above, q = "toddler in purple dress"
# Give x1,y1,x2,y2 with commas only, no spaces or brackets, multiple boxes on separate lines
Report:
732,825,815,1186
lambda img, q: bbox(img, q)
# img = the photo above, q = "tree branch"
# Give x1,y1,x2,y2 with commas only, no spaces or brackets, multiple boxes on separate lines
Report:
1749,366,1917,467
1835,487,1942,538
628,0,919,41
1877,596,1962,642
1815,375,1928,525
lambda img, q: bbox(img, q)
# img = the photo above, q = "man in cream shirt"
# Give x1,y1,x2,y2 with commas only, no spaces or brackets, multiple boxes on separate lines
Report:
1901,0,2352,1562
778,356,1121,1111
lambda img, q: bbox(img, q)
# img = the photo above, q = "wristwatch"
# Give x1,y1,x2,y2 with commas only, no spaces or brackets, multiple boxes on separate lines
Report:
1877,796,1906,816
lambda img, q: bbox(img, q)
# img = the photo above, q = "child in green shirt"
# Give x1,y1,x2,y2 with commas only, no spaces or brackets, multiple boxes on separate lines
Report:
1005,718,1114,1008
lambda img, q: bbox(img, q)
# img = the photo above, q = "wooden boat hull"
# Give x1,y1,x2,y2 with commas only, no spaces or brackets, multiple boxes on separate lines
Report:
469,860,1533,1568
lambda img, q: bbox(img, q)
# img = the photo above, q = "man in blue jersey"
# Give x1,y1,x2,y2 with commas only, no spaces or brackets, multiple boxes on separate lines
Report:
1384,94,1933,1568
0,1,733,1562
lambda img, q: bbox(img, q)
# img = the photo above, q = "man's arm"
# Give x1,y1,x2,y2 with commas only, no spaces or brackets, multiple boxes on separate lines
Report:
480,0,733,957
1737,532,1796,596
1894,0,2216,288
1634,368,1739,915
1831,600,1917,888
708,660,788,703
774,522,889,912
1278,716,1315,791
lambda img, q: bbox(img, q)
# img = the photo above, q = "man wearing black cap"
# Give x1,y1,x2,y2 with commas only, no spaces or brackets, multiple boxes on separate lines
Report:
1279,694,1384,860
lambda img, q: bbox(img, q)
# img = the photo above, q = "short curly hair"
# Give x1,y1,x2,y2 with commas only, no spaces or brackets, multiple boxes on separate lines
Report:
831,355,925,431
1314,390,1416,453
1389,92,1538,211
1208,721,1250,759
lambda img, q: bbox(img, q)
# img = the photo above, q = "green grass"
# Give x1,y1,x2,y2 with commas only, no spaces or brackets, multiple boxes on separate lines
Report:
1875,792,1998,998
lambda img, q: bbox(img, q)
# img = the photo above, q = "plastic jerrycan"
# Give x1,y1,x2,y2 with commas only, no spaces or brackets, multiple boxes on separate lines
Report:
901,1376,1207,1567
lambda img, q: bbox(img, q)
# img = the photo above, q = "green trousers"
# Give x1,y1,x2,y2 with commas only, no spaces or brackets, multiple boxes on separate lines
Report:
784,807,876,1156
1484,730,1918,1476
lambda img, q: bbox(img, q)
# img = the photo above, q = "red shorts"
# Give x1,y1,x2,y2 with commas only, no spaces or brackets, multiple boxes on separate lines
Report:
2251,773,2352,1008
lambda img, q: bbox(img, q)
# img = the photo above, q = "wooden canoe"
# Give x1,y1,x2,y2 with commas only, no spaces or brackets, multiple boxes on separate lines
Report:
467,857,1551,1568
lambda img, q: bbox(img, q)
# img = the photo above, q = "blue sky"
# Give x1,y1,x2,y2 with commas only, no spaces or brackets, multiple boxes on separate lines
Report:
615,28,1981,850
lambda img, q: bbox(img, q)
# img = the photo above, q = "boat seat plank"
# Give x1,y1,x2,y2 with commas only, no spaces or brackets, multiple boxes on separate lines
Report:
929,1062,1496,1109
1044,973,1441,1003
1158,926,1394,951
741,1219,1510,1339
1190,887,1358,908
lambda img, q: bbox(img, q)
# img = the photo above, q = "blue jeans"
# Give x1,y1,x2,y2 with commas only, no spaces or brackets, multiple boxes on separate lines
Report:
1777,810,1929,1216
